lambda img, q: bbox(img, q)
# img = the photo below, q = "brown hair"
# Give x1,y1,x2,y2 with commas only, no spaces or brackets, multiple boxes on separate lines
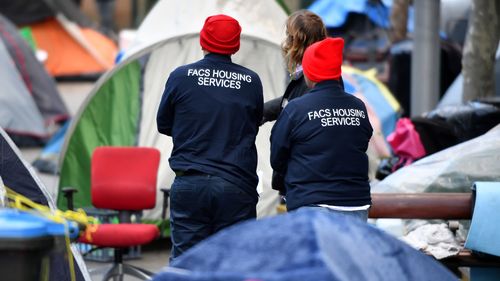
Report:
282,10,328,75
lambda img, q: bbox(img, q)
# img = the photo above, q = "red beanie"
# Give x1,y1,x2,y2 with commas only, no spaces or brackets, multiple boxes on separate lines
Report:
200,14,241,55
302,37,344,83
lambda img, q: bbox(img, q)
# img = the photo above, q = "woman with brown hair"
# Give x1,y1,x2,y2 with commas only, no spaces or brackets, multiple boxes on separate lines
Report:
261,10,330,124
263,10,335,195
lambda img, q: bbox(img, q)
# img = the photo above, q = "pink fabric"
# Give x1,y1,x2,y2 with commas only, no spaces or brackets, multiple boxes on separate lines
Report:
387,118,426,165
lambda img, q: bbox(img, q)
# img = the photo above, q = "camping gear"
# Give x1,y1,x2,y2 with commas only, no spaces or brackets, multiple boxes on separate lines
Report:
57,0,288,221
0,127,91,281
0,14,69,146
343,66,401,137
152,209,456,281
0,0,117,79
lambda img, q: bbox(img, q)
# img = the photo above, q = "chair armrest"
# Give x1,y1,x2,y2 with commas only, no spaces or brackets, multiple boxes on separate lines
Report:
160,188,170,220
62,187,78,210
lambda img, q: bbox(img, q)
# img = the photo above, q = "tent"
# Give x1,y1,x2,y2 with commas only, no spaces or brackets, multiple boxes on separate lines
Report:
120,0,287,60
153,209,456,281
56,0,288,221
0,14,69,146
343,66,401,137
0,127,91,281
0,0,117,79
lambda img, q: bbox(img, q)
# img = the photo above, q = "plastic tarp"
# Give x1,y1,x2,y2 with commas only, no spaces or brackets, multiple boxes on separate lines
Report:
153,209,456,281
465,182,500,257
372,124,500,193
308,0,393,29
57,0,288,220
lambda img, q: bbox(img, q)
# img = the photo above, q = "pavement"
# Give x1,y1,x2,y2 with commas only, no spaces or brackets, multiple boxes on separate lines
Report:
18,81,171,280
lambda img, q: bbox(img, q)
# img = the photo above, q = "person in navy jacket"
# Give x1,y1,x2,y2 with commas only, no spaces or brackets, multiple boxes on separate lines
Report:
270,38,373,221
157,14,263,260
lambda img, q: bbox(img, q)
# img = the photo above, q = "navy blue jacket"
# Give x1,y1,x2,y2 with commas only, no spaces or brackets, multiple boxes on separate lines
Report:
270,80,373,210
157,53,263,199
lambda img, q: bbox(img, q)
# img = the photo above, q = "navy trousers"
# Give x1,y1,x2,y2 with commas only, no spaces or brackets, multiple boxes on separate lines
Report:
169,174,257,262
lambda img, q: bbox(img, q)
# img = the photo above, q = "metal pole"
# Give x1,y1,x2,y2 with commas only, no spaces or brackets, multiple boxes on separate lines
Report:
369,193,472,219
410,0,441,117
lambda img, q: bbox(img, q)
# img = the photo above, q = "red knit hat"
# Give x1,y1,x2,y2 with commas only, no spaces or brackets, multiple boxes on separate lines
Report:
302,37,344,83
200,14,241,55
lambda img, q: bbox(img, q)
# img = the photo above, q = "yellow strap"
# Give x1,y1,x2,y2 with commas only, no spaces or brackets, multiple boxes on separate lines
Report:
3,185,98,281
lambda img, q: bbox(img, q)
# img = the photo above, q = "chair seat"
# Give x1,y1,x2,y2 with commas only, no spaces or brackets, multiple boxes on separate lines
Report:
79,224,160,248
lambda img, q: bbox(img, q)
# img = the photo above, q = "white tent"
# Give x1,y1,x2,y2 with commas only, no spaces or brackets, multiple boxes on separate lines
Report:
122,0,287,59
57,0,288,220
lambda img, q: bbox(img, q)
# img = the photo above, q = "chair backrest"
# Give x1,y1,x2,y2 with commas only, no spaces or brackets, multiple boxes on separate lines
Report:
91,146,160,210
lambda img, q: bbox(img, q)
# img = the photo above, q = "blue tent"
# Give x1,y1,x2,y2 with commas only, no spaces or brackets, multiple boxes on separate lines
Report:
343,66,401,137
153,209,456,281
308,0,413,30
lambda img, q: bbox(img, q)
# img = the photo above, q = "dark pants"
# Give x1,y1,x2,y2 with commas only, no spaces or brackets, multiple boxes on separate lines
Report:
169,174,257,262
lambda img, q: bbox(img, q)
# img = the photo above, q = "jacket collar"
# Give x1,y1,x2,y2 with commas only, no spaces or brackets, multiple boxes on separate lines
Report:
204,53,232,63
310,79,345,94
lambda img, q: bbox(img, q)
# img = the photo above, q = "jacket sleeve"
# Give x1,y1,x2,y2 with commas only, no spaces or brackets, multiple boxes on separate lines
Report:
261,96,283,125
270,110,293,175
156,76,177,136
255,76,264,127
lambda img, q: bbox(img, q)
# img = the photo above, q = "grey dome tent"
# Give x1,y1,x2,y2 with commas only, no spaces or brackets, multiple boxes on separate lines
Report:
0,14,69,146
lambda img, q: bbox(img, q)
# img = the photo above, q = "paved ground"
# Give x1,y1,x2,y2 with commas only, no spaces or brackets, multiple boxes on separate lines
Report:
19,81,171,280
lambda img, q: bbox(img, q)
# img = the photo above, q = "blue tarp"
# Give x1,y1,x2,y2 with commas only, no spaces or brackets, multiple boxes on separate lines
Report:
308,0,414,31
153,209,455,281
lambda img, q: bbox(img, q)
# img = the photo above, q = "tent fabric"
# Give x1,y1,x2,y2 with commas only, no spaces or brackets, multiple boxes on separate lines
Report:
342,66,401,137
0,38,48,139
58,62,142,209
121,0,287,60
28,17,116,77
0,0,117,78
0,127,91,281
0,0,92,27
0,14,69,123
0,127,50,206
153,209,456,281
58,34,286,220
57,0,288,220
308,0,393,29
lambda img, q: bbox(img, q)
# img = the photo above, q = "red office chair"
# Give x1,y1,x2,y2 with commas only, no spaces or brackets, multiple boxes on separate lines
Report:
78,146,162,280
